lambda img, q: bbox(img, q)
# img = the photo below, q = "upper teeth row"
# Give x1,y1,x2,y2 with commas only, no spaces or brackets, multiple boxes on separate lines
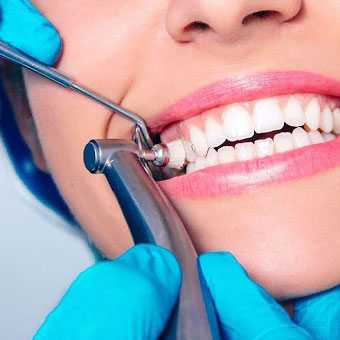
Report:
185,95,340,157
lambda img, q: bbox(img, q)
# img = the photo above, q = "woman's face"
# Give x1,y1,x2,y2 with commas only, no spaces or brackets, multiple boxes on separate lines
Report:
25,0,340,299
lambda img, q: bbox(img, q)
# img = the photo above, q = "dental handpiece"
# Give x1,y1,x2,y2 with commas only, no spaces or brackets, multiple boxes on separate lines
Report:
0,41,217,337
84,140,219,339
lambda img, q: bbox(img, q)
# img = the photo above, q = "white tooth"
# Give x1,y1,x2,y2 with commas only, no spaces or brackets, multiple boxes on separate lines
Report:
254,138,274,158
305,98,320,131
308,130,324,144
218,146,236,164
189,126,209,157
205,118,226,147
206,148,219,167
195,157,207,171
333,108,340,134
292,127,310,148
182,140,197,162
253,98,284,133
235,142,256,161
186,162,197,174
283,96,305,127
274,132,294,153
322,132,336,141
320,105,333,133
222,105,254,142
166,140,186,169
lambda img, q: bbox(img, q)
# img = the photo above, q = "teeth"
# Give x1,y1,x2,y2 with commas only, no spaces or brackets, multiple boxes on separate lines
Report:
254,138,274,158
322,132,336,141
320,105,333,133
186,162,197,174
189,126,209,157
235,142,256,161
274,132,294,153
182,140,197,162
308,130,324,144
253,98,284,133
161,93,340,174
223,105,254,142
333,109,340,134
166,140,186,169
218,146,236,164
206,148,219,167
195,157,207,171
283,96,305,127
305,98,320,131
292,127,310,148
205,118,226,147
183,128,337,175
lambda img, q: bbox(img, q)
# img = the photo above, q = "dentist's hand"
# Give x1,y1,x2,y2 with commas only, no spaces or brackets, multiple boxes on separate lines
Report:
198,252,340,340
34,245,181,340
0,0,61,64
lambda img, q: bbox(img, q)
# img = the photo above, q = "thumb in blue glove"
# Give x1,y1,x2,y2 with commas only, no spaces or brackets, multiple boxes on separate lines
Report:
34,244,181,340
198,252,312,340
0,0,61,64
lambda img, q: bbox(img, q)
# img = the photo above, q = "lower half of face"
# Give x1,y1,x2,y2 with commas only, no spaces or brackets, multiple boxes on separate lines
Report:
26,0,340,300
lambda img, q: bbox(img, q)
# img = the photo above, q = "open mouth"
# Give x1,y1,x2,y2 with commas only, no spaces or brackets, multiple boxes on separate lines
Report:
160,93,339,175
150,72,340,197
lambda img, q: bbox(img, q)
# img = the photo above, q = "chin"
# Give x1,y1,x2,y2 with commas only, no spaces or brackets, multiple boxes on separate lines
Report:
163,165,340,301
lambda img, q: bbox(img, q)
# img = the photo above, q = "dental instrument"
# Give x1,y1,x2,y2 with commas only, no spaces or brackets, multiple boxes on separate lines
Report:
0,42,217,339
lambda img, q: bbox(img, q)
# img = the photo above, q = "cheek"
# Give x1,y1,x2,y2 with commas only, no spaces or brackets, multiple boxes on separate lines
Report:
171,167,340,299
23,71,134,257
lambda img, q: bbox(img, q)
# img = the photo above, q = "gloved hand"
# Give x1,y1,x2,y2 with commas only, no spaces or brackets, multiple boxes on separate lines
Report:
34,245,182,340
0,0,61,65
33,244,340,340
198,252,340,340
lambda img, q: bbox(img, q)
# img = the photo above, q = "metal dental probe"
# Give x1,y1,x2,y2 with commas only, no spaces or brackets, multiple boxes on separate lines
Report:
0,42,219,338
0,41,153,149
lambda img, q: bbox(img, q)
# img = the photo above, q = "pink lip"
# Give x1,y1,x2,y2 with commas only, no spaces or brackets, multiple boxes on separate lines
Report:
153,71,340,198
149,71,340,133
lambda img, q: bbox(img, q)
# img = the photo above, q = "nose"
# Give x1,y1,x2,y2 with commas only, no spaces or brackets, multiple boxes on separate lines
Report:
167,0,302,43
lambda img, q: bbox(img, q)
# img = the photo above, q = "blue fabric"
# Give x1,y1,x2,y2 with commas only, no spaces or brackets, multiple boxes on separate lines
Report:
34,245,182,340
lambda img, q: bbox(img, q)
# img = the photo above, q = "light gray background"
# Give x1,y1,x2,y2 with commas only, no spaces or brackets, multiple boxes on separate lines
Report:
0,136,95,340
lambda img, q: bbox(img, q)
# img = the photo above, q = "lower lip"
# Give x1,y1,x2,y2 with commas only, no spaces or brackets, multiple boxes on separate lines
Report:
159,137,340,198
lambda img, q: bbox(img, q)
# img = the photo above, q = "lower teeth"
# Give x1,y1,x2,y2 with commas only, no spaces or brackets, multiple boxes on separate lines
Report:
184,127,336,175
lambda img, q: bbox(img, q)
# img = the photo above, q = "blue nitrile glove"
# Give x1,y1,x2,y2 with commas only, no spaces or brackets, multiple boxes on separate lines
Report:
34,245,181,340
0,0,61,65
198,251,340,340
293,286,340,339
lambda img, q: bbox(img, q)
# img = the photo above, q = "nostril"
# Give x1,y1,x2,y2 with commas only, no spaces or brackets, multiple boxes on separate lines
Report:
242,10,279,25
184,21,210,33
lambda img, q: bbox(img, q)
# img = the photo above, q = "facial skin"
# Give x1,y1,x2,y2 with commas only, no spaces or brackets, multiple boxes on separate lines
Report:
16,0,340,300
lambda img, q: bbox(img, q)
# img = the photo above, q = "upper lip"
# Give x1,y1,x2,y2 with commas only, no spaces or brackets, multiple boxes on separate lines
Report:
148,71,340,134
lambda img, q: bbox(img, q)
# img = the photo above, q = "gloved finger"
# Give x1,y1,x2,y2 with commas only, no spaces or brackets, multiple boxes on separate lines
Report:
34,244,182,340
293,285,340,340
198,252,312,340
0,0,61,64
